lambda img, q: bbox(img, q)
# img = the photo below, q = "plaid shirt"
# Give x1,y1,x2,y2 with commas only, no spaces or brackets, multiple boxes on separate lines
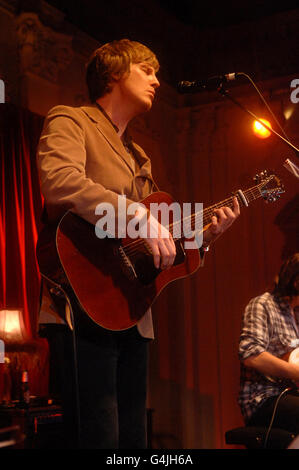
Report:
238,292,299,423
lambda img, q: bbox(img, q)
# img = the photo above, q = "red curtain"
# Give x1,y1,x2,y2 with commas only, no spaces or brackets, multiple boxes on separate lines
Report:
0,103,44,338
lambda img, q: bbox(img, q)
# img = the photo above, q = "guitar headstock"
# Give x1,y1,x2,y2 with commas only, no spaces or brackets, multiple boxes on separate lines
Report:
253,170,285,203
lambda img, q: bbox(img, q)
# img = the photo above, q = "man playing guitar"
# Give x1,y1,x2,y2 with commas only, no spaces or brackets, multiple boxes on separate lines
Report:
37,39,240,448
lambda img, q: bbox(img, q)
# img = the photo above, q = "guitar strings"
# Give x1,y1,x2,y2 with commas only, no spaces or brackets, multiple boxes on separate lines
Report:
123,194,235,257
122,182,268,258
122,186,262,257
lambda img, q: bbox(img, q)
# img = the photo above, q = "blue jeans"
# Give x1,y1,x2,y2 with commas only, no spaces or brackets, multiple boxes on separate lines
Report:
40,313,149,449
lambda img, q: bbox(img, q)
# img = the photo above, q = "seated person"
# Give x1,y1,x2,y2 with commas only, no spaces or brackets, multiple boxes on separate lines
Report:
238,253,299,436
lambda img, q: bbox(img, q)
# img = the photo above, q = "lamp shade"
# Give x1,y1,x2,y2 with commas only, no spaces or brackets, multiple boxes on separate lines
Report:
0,309,28,343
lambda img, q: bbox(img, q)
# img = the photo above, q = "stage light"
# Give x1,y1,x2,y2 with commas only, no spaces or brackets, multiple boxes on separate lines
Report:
253,118,272,139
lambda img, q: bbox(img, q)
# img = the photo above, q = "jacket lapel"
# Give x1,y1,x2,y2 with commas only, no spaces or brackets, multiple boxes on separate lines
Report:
81,104,136,174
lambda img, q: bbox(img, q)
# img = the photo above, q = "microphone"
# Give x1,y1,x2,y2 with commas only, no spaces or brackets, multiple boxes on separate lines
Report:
177,73,239,94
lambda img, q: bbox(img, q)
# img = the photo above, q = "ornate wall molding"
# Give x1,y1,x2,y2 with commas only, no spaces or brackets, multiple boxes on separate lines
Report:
15,12,73,82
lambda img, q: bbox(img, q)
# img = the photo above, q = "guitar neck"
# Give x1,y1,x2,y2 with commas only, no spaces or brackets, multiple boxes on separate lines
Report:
202,183,263,227
170,182,265,239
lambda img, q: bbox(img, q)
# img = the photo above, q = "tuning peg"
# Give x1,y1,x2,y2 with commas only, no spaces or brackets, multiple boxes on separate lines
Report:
254,174,260,183
254,170,271,183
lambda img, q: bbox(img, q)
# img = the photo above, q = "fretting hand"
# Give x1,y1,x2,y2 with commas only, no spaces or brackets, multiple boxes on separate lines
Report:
203,196,240,247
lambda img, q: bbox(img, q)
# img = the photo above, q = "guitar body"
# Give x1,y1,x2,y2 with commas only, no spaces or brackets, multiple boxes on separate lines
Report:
266,347,299,388
36,172,284,331
37,192,201,331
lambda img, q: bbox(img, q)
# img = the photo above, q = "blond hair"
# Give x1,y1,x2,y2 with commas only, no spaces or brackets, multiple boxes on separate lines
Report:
86,39,159,102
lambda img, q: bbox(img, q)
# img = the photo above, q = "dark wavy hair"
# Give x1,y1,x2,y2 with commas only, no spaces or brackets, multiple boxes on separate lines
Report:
86,39,159,102
272,253,299,298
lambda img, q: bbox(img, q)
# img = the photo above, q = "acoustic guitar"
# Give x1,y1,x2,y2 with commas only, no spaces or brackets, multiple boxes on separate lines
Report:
282,347,299,388
36,171,284,330
265,346,299,388
285,347,299,369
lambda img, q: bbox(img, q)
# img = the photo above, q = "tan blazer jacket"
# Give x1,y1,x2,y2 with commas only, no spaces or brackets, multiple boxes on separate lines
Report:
37,103,156,338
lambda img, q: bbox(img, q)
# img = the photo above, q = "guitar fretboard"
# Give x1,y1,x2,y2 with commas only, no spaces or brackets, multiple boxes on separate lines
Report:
170,182,266,240
202,184,263,226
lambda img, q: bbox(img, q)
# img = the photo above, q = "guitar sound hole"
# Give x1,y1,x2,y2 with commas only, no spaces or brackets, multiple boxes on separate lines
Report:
131,240,186,285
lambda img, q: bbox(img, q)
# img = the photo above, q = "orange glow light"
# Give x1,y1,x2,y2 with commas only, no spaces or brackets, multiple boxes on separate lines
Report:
0,309,27,343
253,118,272,139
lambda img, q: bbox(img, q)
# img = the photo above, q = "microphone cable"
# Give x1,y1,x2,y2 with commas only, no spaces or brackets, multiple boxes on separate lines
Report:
64,294,81,449
263,386,292,449
42,274,81,449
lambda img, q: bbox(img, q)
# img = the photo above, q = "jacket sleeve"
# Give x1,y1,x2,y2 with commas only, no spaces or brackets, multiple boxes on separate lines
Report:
37,105,142,232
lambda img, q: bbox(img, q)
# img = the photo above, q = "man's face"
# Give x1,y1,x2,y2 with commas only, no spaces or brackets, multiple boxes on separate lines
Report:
116,62,160,115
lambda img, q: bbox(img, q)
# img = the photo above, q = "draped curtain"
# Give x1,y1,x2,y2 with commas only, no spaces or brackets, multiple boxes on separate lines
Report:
0,103,44,338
